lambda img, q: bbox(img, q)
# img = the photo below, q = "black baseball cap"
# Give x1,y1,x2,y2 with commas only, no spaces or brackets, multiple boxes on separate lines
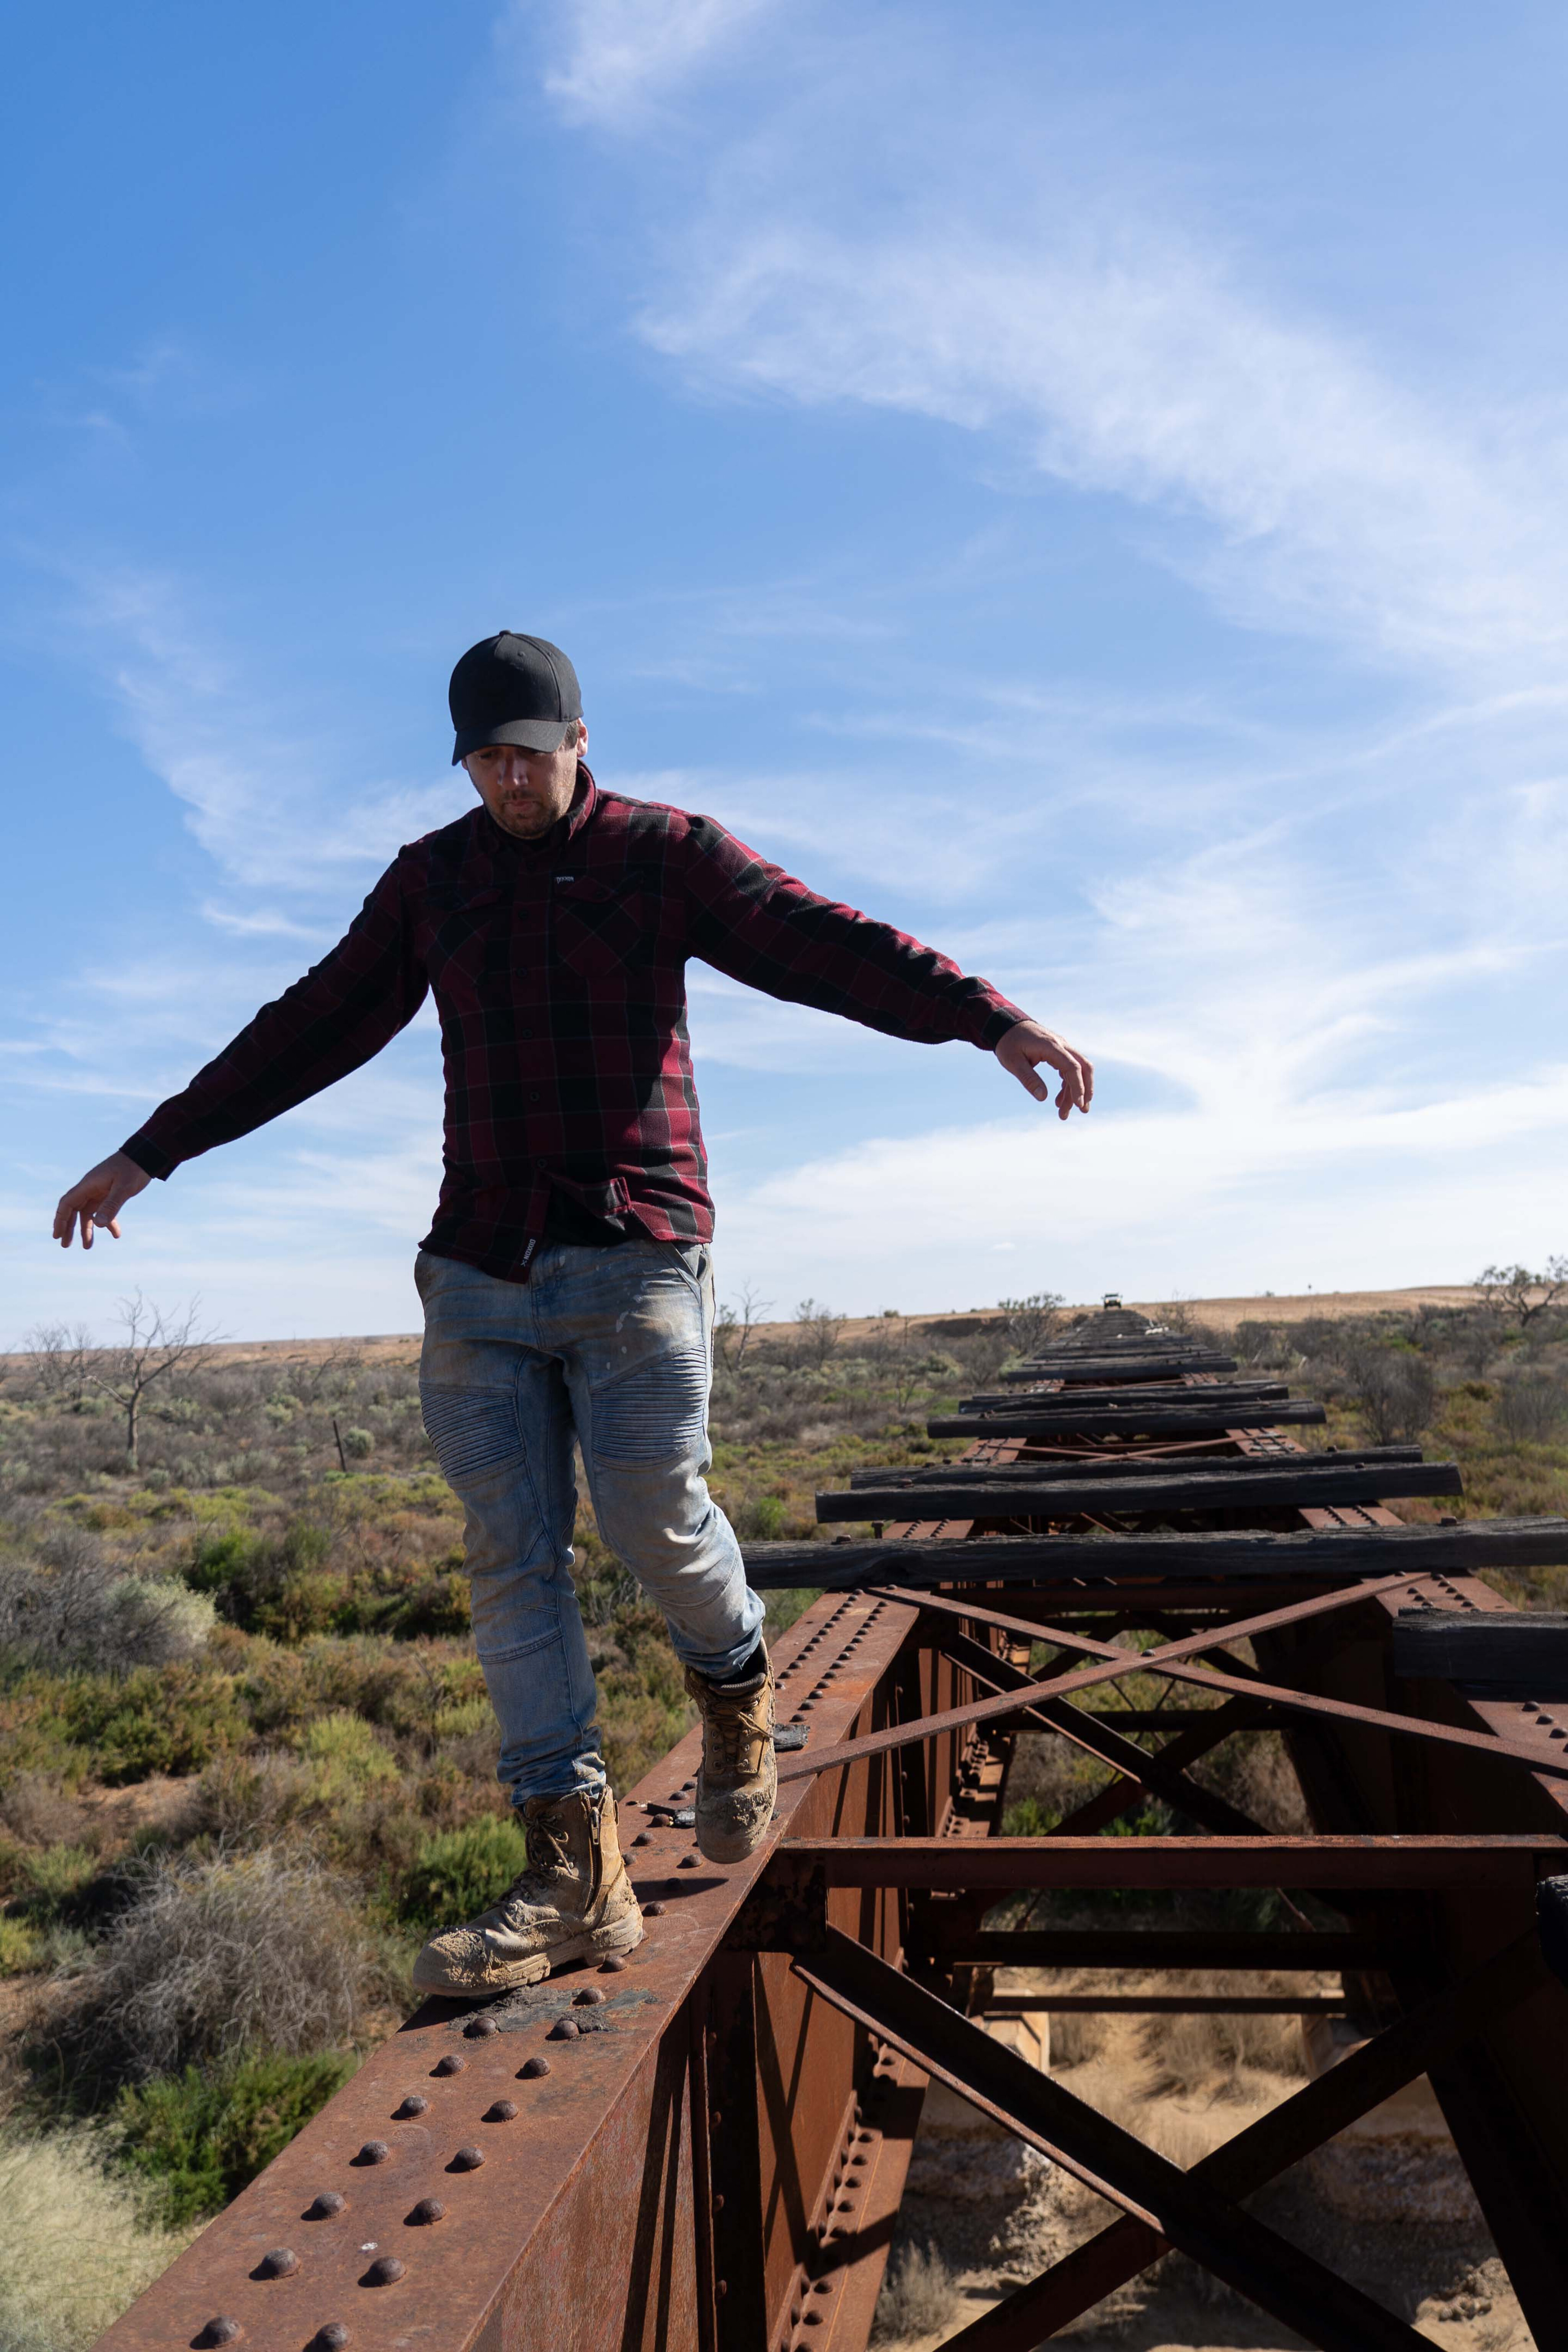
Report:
449,632,583,763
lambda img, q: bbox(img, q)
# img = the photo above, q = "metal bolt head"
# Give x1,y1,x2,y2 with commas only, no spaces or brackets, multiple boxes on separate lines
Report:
433,2053,466,2076
449,2145,485,2171
518,2055,551,2078
573,1986,606,2005
598,1955,626,1973
354,2140,390,2166
311,2327,350,2350
643,1901,665,1916
305,2191,346,2220
361,2256,405,2287
393,2095,428,2119
407,2198,445,2227
547,2016,580,2040
464,2014,499,2038
632,1831,652,1846
483,2100,518,2122
678,1854,699,1869
194,2319,242,2347
256,2249,299,2279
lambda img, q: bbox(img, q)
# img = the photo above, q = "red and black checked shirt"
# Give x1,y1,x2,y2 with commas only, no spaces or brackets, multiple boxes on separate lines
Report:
122,768,1027,1281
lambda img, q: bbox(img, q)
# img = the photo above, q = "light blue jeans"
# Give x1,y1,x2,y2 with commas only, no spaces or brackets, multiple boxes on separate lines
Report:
414,1239,764,1805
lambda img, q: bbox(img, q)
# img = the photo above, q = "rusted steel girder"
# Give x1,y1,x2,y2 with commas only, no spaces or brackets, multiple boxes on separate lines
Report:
93,1590,956,2352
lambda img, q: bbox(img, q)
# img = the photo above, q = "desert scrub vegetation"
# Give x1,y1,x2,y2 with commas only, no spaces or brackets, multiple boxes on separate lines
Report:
0,1293,1040,2334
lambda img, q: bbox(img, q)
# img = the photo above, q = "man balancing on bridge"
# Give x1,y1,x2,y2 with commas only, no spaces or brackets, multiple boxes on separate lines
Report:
52,631,1093,1993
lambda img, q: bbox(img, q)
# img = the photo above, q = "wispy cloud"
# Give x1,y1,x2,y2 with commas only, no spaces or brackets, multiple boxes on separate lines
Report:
63,564,469,894
645,218,1568,686
539,0,780,128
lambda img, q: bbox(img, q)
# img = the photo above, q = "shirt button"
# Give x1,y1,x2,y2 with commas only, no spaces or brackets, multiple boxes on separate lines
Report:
529,1091,541,1103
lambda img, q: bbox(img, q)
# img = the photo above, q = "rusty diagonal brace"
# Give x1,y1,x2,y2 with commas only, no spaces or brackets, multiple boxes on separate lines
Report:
936,1927,1552,2351
775,1574,1568,1787
933,1624,1268,1839
793,1928,1431,2352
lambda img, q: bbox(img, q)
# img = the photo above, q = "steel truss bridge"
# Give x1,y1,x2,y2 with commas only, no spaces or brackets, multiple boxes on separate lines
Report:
101,1307,1568,2352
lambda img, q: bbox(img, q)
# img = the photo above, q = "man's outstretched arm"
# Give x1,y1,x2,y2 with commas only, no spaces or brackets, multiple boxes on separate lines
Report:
52,861,428,1250
681,815,1093,1117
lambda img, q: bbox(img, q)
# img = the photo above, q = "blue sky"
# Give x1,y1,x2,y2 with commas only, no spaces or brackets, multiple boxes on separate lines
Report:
7,0,1568,1341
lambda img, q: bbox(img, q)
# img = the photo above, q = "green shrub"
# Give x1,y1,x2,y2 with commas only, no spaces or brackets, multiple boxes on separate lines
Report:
61,1664,245,1784
0,1917,45,1973
385,1570,471,1639
20,1842,99,1914
248,1571,349,1643
340,1428,374,1460
185,1527,264,1593
735,1493,787,1539
113,2049,358,2225
398,1816,526,1932
295,1710,398,1789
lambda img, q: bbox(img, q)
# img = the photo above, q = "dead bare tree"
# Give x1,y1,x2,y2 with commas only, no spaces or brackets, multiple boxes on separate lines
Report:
85,1294,225,1469
716,1283,771,1377
1476,1257,1568,1331
20,1320,98,1408
794,1297,844,1369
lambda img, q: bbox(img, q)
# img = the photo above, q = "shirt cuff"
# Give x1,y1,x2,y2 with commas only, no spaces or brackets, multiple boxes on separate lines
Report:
121,1132,177,1181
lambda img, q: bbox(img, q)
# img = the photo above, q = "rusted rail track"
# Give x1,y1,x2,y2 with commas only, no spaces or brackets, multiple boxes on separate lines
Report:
98,1306,1568,2352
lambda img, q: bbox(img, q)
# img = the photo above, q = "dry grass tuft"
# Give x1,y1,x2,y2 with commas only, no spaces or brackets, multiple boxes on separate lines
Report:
1046,2011,1106,2069
1137,1980,1310,2100
45,1846,392,2087
0,2128,191,2352
871,2243,963,2344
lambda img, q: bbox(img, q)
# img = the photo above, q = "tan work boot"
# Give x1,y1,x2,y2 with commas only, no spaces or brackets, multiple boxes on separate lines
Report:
684,1643,777,1864
412,1782,643,1996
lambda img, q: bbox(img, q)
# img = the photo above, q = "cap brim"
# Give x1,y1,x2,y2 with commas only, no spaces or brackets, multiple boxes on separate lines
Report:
452,716,577,763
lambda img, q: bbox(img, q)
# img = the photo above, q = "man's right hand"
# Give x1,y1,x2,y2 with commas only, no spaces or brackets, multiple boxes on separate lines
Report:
53,1151,152,1250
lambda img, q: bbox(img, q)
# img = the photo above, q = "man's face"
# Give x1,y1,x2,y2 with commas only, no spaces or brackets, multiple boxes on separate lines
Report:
463,727,585,840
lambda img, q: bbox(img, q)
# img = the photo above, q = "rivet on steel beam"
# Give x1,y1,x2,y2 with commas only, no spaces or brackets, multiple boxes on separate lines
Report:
713,2193,724,2211
393,2095,429,2118
407,2199,445,2226
353,2141,390,2165
598,1955,626,1972
449,2145,485,2171
518,2055,551,2078
193,2318,242,2346
255,2249,299,2279
310,2326,350,2351
716,2281,728,2300
483,2100,518,2121
548,2016,580,2040
464,2014,500,2038
433,2053,466,2076
678,1854,699,1869
361,2256,405,2287
305,2191,346,2220
573,1986,606,2004
632,1832,652,1846
644,1902,665,1916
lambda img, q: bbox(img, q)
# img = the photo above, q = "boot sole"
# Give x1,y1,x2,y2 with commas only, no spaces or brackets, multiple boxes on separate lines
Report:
411,1905,646,1997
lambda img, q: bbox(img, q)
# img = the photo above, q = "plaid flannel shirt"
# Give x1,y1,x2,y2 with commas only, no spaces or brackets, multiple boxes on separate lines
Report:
123,768,1027,1280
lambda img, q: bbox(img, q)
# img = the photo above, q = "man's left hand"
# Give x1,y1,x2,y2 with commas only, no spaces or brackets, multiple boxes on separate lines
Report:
995,1021,1094,1119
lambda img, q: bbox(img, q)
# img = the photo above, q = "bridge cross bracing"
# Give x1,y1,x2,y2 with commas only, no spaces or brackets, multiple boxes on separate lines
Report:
96,1307,1568,2352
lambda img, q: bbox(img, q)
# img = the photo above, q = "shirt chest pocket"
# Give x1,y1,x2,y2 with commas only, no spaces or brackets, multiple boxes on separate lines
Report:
551,875,653,979
423,889,511,993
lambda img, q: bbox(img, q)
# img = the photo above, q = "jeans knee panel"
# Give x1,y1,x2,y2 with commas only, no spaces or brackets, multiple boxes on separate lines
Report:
592,1341,709,1465
420,1382,520,1484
